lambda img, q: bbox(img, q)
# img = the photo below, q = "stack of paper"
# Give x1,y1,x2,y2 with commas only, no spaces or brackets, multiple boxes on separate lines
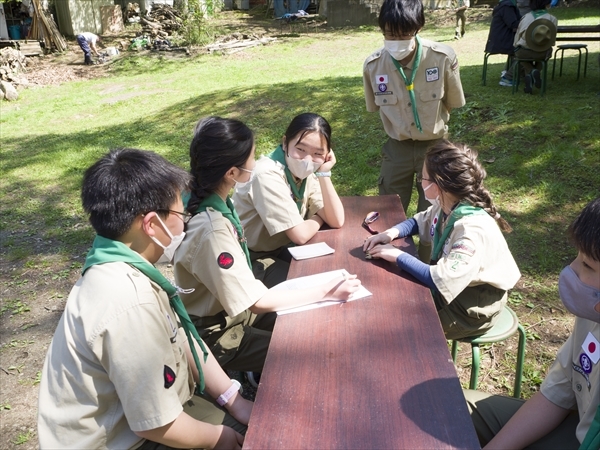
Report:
287,242,335,260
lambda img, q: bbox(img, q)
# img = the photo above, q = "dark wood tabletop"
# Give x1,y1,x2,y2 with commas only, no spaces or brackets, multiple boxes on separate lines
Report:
243,195,480,450
556,24,600,41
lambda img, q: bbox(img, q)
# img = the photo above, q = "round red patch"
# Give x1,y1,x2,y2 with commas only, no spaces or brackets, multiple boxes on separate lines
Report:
218,252,234,269
589,342,596,354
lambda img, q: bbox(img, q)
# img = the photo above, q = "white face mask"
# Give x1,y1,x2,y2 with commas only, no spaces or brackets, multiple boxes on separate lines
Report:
150,214,185,264
559,265,600,323
234,167,254,190
423,182,440,207
384,38,415,61
285,153,321,179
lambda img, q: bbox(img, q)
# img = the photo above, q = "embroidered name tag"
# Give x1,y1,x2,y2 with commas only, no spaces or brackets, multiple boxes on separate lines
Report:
426,67,439,82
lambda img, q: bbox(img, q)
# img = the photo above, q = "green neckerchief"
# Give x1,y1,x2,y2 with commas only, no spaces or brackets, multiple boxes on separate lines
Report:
197,193,252,269
531,10,547,19
268,144,307,212
82,235,208,394
432,203,488,261
390,35,423,133
580,404,600,450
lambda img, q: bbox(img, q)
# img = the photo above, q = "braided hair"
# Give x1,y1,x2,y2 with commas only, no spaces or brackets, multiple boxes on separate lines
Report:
425,140,512,233
187,116,254,214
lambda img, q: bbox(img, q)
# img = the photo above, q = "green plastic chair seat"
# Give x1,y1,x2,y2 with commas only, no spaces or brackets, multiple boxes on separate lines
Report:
451,306,526,398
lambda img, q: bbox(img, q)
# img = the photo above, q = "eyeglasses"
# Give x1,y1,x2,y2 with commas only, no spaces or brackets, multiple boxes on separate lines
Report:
416,174,432,183
362,211,380,235
157,209,193,224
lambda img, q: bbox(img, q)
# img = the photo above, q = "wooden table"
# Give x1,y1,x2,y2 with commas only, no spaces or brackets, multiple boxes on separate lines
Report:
243,195,480,450
556,24,600,41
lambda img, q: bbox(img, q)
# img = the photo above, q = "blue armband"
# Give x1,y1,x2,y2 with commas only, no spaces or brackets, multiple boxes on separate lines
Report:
396,252,435,289
393,218,419,238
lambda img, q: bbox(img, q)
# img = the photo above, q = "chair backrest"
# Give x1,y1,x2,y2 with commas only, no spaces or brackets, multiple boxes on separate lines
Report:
525,18,557,52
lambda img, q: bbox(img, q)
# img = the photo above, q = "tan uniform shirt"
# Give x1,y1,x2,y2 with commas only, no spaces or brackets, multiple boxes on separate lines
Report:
38,262,195,449
514,11,558,48
232,156,324,253
363,38,466,142
414,205,521,303
174,207,268,318
541,318,600,444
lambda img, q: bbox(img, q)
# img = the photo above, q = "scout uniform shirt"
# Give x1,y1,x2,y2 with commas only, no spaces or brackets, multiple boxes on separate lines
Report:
514,11,558,48
232,155,324,253
413,204,521,304
174,207,268,319
38,262,195,449
541,318,600,444
363,38,466,142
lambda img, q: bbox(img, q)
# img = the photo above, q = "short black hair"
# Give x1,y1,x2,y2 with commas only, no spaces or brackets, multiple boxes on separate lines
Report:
569,197,600,262
378,0,425,37
82,148,190,240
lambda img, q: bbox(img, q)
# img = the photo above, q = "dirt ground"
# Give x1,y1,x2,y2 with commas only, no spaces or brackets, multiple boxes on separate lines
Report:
0,6,575,449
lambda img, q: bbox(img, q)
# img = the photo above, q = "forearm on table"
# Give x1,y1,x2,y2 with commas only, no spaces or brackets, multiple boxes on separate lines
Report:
316,178,344,228
484,392,571,450
396,252,435,289
135,411,224,449
392,218,419,239
252,277,340,313
285,215,323,245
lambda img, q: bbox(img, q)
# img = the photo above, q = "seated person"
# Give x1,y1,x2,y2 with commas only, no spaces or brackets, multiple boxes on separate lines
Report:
37,148,252,449
232,113,345,288
484,0,521,87
363,140,521,340
174,116,360,373
464,197,600,449
503,0,557,93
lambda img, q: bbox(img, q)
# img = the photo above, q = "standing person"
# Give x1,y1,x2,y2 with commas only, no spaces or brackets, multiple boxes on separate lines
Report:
232,113,344,288
502,0,557,93
174,116,361,374
362,140,520,340
484,0,521,87
454,0,470,40
76,32,101,65
38,148,252,449
363,0,465,260
464,197,600,449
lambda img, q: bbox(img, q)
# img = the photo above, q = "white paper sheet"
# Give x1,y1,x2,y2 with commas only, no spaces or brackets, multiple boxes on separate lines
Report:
274,269,372,315
287,242,335,260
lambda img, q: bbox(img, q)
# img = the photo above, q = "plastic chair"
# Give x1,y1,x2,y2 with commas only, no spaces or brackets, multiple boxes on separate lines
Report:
552,44,588,80
482,52,513,86
512,57,549,96
451,306,526,398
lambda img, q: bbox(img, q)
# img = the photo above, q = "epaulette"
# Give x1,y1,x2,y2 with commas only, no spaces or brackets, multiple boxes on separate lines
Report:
364,47,384,67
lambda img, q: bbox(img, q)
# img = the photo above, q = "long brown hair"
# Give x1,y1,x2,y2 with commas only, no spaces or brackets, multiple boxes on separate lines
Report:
425,140,512,233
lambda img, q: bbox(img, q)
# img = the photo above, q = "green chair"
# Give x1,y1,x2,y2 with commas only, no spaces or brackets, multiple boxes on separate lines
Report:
482,52,513,86
512,57,549,96
451,305,526,398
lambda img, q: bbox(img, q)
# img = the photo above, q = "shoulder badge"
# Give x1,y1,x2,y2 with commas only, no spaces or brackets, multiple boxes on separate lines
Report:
164,365,176,389
218,252,234,269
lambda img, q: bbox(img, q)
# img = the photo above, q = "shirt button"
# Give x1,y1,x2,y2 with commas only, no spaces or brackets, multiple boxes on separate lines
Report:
408,103,411,107
131,271,139,277
383,99,387,103
411,123,415,126
576,383,582,392
432,94,437,98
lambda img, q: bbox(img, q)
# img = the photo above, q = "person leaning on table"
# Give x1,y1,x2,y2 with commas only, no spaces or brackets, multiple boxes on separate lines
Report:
464,197,600,450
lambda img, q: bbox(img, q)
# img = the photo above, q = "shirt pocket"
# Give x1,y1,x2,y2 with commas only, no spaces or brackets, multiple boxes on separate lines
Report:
374,92,398,107
418,86,446,134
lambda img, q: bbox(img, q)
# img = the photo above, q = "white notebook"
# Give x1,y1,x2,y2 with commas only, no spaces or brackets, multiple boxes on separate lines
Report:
287,242,335,260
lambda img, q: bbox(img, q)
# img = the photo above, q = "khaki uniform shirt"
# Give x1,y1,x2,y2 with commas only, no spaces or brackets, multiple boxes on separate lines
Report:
363,38,466,142
414,205,521,304
541,318,600,444
38,262,195,449
514,12,558,48
232,156,324,253
174,207,268,318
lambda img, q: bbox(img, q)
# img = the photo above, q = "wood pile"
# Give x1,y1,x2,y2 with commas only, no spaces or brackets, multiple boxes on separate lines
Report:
140,3,183,38
29,0,67,52
206,33,277,54
0,48,26,82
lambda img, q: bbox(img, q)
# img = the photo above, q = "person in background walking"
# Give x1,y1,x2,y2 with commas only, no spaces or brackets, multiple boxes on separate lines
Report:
454,0,470,39
76,32,101,65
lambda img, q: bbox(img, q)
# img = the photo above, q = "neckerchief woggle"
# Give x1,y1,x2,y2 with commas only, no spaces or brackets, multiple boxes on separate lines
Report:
197,193,252,269
390,35,424,133
268,144,307,212
431,203,488,262
82,235,208,394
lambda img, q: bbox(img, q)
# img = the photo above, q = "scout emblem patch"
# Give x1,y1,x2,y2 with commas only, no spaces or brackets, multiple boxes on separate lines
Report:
580,353,593,374
218,252,234,269
379,84,387,92
425,67,439,82
164,365,176,389
582,332,600,364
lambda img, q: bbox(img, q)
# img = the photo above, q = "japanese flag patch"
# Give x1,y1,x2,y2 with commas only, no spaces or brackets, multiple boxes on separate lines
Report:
376,74,388,84
582,331,600,365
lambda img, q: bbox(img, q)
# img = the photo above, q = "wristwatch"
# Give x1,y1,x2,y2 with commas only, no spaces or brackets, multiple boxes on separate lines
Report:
315,171,331,177
217,379,242,406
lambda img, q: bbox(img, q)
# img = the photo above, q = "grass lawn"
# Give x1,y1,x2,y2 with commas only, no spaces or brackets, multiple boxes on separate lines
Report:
0,1,599,446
